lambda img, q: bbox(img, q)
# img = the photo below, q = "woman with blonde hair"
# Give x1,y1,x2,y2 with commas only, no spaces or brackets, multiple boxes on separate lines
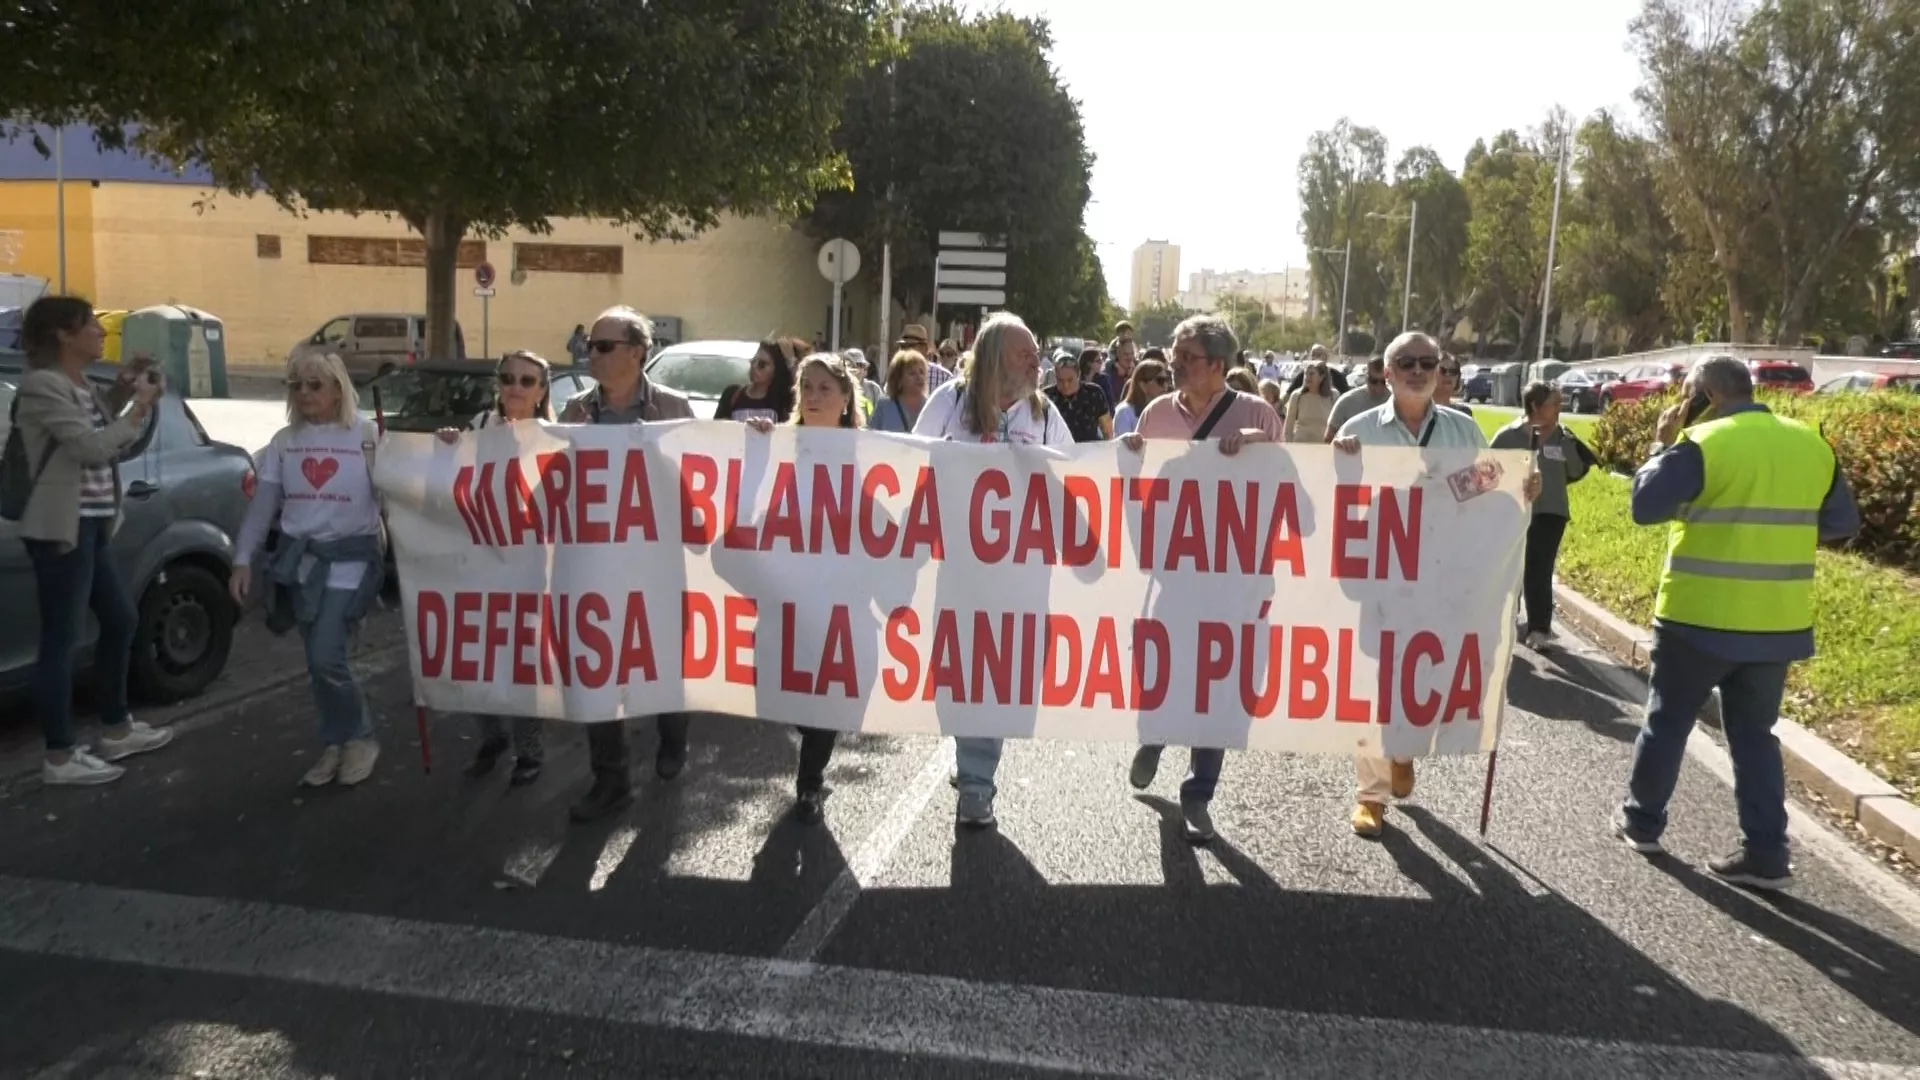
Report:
740,353,861,821
1282,358,1337,443
1112,358,1171,437
11,295,171,786
435,350,556,785
870,349,929,433
231,352,387,787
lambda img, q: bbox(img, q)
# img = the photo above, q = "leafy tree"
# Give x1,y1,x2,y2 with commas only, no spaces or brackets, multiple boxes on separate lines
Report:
1296,119,1395,350
1556,111,1680,352
805,4,1094,338
1391,147,1471,339
1124,300,1192,347
1461,131,1558,353
45,1,882,358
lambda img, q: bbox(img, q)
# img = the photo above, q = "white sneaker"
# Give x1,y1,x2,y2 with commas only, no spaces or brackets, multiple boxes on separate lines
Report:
337,738,380,786
302,745,343,787
44,748,126,787
94,720,174,762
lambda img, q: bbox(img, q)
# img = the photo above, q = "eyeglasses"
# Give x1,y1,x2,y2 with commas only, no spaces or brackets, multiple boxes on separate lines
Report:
498,372,542,389
1393,354,1441,372
286,378,328,393
589,339,630,354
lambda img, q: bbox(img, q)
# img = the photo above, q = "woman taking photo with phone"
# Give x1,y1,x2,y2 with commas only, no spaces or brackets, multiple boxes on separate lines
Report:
436,351,556,785
1492,381,1598,650
11,296,172,786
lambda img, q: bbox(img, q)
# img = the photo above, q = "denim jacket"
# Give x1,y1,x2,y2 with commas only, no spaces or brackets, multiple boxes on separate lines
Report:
264,533,386,633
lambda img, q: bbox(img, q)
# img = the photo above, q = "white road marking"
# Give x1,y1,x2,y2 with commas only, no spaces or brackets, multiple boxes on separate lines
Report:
589,825,638,892
776,738,956,962
0,874,1911,1080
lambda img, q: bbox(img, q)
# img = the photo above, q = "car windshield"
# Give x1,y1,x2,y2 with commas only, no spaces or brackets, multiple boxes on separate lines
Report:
1755,365,1810,383
364,369,496,431
646,350,752,400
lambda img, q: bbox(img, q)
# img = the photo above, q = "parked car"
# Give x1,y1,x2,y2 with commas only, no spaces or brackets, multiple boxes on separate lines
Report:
289,313,468,384
1817,370,1920,395
1555,370,1607,413
644,340,759,419
0,357,253,703
1461,366,1495,404
1748,360,1814,394
358,361,498,433
1600,361,1688,410
1879,342,1920,359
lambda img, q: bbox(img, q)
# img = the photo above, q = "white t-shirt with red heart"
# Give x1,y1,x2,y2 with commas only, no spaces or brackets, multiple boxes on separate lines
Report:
260,421,382,590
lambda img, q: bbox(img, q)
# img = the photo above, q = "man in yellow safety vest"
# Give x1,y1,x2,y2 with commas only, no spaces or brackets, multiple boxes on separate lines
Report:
1614,355,1858,890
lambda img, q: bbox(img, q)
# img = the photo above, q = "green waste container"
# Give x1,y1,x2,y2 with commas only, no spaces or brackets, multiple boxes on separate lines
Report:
120,305,230,399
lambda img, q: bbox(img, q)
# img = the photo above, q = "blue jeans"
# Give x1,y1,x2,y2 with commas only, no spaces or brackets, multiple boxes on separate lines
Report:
1143,744,1226,804
300,586,375,746
954,737,1002,799
1623,627,1790,866
26,517,136,752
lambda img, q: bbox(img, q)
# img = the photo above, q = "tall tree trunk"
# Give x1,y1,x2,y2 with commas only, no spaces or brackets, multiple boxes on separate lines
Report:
412,207,468,361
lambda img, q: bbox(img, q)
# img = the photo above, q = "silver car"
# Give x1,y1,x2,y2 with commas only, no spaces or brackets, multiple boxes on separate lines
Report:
643,340,759,419
288,312,468,383
0,357,254,703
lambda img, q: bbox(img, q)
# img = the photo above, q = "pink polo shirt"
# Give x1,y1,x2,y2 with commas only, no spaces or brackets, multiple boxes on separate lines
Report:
1135,388,1283,442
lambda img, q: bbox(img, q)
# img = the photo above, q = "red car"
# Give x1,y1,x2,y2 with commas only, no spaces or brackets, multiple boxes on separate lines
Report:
1748,360,1814,394
1599,362,1686,410
1817,370,1920,395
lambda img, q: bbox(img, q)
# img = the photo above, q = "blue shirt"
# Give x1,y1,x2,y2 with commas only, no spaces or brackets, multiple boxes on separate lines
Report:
1629,403,1860,662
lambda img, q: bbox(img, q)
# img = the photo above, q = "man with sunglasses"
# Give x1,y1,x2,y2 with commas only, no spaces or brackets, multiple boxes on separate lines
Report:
1333,332,1538,839
556,305,695,823
1323,356,1390,442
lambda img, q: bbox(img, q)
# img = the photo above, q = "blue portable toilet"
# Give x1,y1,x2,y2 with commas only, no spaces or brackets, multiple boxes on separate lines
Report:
121,305,230,399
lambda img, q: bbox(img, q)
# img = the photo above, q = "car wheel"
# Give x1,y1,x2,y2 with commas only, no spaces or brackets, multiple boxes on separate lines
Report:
130,562,236,703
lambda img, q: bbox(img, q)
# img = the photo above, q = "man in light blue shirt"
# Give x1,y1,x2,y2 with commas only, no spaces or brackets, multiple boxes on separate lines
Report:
1335,332,1538,839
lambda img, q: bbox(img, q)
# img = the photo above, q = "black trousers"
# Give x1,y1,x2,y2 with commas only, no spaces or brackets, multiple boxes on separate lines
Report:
796,727,838,794
587,713,690,784
1523,514,1570,634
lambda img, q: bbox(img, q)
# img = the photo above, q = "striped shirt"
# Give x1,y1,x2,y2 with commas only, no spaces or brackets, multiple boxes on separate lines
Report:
75,385,118,517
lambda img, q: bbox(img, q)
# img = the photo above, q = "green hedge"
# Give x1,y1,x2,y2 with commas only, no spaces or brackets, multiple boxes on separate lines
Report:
1590,391,1920,572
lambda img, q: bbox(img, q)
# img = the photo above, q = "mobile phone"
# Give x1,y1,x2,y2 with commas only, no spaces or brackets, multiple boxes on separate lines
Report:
1682,391,1711,425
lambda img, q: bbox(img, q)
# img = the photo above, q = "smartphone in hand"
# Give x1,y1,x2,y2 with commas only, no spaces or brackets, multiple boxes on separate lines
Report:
1682,391,1711,426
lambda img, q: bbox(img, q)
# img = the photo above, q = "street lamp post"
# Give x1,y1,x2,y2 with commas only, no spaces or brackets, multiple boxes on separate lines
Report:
1368,203,1418,334
1312,243,1351,359
878,8,905,359
1536,137,1568,366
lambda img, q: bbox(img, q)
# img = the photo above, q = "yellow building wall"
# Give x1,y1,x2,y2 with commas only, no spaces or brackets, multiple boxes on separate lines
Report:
0,180,98,297
80,184,874,366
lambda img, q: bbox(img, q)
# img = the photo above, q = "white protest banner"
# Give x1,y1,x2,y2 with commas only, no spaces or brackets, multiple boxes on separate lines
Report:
373,421,1531,758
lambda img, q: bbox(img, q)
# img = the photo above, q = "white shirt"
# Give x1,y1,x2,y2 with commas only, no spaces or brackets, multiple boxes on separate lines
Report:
1337,399,1489,450
259,421,383,589
911,378,1075,447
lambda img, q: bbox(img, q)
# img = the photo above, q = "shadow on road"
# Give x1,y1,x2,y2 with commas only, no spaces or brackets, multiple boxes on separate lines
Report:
1505,649,1642,745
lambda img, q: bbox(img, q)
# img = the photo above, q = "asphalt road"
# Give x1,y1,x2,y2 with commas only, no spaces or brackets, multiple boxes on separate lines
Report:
2,607,1918,1080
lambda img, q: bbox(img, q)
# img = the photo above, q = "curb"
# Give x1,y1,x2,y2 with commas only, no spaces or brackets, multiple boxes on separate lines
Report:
1551,581,1920,864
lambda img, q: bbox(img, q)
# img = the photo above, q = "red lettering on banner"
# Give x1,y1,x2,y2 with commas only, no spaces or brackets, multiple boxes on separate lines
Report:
1335,628,1372,723
859,465,899,558
537,453,574,544
452,591,482,682
575,593,613,689
1165,481,1209,571
1017,612,1039,707
1215,481,1257,574
1264,484,1306,577
483,591,512,682
452,463,508,548
1378,487,1421,581
1332,485,1371,579
683,591,717,679
780,602,812,694
1041,615,1082,708
721,458,757,550
417,591,448,677
539,594,572,686
1081,617,1125,710
1013,476,1057,566
776,601,862,698
882,607,920,700
614,450,657,542
971,612,1015,705
1194,620,1232,712
617,591,656,683
1106,477,1126,569
762,462,805,551
900,467,945,560
970,471,1011,564
722,595,756,686
809,464,855,556
925,609,965,702
503,459,541,546
1240,620,1282,718
1130,477,1171,570
1445,634,1484,722
680,454,719,544
574,450,610,545
512,592,539,686
1062,477,1101,567
1131,618,1170,710
1289,626,1330,717
1376,630,1396,726
1401,631,1444,727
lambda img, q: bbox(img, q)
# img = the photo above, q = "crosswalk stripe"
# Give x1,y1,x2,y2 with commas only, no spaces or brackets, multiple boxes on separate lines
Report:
2,874,1913,1079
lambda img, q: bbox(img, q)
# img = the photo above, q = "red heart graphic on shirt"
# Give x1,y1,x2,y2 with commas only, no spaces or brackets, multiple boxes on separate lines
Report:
300,456,340,490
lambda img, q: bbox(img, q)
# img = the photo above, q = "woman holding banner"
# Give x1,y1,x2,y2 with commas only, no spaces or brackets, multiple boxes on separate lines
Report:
911,312,1075,829
741,353,866,823
434,351,557,786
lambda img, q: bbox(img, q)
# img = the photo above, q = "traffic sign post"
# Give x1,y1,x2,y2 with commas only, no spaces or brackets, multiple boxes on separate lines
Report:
935,232,1007,341
817,239,861,353
474,263,496,357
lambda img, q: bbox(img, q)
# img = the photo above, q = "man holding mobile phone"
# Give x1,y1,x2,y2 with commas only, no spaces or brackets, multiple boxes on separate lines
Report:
1615,356,1859,889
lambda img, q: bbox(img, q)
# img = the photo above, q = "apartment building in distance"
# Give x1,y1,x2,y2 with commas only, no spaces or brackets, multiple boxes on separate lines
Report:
1129,240,1181,310
1177,267,1312,322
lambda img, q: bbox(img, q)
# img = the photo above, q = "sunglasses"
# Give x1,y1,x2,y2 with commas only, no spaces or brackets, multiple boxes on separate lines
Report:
589,339,630,354
1394,354,1441,372
498,372,543,389
286,378,328,393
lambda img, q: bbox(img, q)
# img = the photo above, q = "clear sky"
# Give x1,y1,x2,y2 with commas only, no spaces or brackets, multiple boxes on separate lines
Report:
995,0,1649,305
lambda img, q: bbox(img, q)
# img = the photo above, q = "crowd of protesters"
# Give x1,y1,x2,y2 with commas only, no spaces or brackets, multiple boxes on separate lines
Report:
11,288,1847,890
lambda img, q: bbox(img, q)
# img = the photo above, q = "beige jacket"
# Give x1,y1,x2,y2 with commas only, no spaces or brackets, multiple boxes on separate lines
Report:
12,367,145,550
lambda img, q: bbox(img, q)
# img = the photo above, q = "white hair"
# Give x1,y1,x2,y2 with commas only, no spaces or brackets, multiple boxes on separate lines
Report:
285,353,361,428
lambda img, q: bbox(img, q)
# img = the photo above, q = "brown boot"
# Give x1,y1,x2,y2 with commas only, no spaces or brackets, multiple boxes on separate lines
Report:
1391,760,1415,799
1352,801,1386,838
